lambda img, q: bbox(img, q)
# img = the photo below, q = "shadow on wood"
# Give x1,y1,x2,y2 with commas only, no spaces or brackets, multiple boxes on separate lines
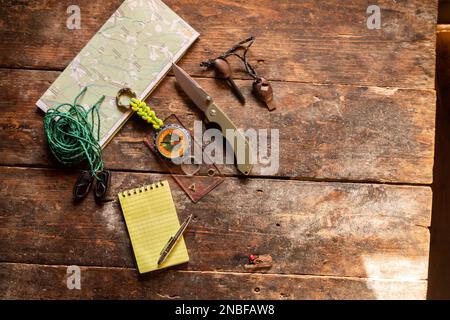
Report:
428,24,450,299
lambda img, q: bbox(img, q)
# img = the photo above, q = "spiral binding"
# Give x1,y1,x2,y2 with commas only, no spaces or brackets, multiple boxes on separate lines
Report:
121,181,165,198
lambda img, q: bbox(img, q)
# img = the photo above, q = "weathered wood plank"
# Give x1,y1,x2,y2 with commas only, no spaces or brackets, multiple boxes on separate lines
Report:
0,0,437,88
0,263,427,299
0,0,437,301
0,69,436,183
0,166,431,280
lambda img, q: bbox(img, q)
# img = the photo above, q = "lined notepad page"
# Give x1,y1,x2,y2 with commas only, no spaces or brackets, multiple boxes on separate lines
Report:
118,180,189,274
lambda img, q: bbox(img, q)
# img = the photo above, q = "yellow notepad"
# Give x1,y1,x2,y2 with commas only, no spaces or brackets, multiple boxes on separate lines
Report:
118,180,189,273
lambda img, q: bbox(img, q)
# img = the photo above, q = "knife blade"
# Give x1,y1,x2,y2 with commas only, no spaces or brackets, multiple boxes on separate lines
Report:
172,64,253,175
172,63,211,112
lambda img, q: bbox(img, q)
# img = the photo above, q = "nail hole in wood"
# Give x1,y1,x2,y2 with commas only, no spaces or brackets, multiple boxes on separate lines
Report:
254,287,260,293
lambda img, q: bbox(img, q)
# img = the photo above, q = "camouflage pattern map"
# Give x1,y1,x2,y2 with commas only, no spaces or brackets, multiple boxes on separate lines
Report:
37,0,199,147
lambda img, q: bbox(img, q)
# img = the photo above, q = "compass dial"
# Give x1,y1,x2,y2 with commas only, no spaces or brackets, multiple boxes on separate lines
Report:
153,124,192,162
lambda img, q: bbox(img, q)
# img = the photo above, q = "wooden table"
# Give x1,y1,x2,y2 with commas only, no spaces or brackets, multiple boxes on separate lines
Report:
0,0,437,299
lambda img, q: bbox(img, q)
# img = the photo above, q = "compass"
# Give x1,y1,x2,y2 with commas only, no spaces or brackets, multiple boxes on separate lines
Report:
153,124,192,162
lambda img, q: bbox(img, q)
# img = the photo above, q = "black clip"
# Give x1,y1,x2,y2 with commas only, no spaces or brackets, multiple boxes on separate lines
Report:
73,171,94,202
94,170,111,203
73,170,111,203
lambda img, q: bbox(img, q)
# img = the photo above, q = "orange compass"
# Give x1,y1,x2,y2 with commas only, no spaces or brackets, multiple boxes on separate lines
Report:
153,124,192,162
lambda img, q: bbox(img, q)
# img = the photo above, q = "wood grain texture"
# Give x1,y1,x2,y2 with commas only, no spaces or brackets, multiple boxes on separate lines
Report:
0,69,436,183
0,0,438,300
0,166,431,281
0,0,437,88
0,263,427,300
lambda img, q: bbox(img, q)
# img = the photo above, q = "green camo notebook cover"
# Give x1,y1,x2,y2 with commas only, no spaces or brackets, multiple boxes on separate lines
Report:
36,0,199,147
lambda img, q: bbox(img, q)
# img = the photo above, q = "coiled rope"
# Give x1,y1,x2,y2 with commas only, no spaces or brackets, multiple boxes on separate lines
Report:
43,87,105,180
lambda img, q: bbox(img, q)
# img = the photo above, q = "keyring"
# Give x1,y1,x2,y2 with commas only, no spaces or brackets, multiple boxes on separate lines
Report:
116,88,137,108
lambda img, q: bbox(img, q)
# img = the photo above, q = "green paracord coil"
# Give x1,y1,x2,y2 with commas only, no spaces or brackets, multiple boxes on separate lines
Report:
43,87,105,180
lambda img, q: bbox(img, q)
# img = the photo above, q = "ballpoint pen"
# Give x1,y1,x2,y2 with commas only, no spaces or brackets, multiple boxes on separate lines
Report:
158,214,192,265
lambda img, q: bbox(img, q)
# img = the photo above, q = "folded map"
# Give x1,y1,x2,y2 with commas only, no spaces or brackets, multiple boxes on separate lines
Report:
36,0,199,147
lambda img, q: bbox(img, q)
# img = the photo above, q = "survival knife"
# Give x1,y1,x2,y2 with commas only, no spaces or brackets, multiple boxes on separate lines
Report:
172,63,253,175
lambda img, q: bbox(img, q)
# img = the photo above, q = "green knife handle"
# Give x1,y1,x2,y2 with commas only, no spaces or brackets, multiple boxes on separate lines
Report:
205,103,253,175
